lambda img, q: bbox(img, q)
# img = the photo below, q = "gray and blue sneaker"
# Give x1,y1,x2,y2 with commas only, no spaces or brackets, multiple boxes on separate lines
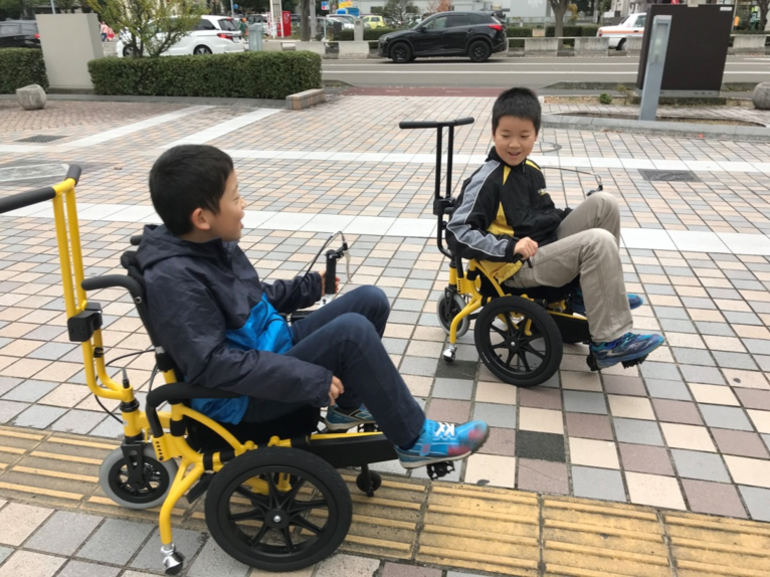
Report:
572,289,643,316
395,419,489,469
324,404,376,431
589,332,665,370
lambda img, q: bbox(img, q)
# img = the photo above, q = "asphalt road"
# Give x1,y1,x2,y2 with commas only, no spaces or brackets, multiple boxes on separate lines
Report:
322,56,770,88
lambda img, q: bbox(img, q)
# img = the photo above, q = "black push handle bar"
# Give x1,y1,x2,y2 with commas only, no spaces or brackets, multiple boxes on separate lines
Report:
398,117,475,130
0,164,82,215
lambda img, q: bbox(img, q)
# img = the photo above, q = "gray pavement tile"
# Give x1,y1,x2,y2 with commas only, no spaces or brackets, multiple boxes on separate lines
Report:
51,409,110,435
25,511,102,556
88,418,127,441
671,449,731,482
645,379,692,401
739,485,770,522
0,377,21,397
399,356,438,377
659,319,697,334
472,402,517,429
572,466,626,502
131,528,205,572
27,342,78,361
680,365,725,386
640,362,681,382
11,405,67,429
695,322,735,337
744,339,770,355
382,562,442,577
672,348,715,367
188,539,250,577
447,572,488,577
76,519,153,565
1,380,58,402
432,378,473,401
712,351,758,370
653,306,689,320
698,405,753,431
682,479,748,518
0,550,65,577
0,546,11,565
563,391,607,415
613,418,664,446
382,338,407,355
57,560,119,577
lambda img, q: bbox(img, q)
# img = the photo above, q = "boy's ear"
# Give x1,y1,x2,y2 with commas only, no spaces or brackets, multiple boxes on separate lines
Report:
189,208,212,232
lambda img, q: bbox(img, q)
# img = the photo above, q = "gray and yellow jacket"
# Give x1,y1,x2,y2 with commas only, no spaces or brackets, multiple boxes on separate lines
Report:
446,148,570,279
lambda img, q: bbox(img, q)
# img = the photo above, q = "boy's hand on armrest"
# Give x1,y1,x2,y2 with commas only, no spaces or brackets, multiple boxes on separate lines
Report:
512,237,538,261
329,376,344,406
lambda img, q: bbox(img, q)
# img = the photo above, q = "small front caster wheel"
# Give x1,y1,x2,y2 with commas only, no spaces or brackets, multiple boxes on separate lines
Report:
355,470,382,497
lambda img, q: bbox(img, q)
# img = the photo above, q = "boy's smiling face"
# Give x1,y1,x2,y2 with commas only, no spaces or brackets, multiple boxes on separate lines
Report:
188,169,245,243
492,115,537,166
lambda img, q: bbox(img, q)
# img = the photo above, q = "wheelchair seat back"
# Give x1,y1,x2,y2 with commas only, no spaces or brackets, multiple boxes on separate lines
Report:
120,249,320,449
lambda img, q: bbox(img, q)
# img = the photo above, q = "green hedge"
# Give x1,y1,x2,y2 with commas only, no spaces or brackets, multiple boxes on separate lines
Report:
506,27,533,38
337,27,397,41
88,51,321,99
0,49,48,94
545,25,599,37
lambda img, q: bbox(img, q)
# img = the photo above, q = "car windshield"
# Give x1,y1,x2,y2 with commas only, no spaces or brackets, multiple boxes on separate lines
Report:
334,14,355,22
0,23,21,35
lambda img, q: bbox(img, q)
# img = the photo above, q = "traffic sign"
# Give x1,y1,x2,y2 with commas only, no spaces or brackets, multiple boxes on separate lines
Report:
339,1,352,7
321,1,329,10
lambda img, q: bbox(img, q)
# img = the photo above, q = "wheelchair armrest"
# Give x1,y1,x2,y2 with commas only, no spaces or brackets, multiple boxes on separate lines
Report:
145,383,241,409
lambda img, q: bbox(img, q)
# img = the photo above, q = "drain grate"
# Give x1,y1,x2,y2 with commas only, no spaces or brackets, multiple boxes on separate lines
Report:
15,135,66,144
639,169,700,182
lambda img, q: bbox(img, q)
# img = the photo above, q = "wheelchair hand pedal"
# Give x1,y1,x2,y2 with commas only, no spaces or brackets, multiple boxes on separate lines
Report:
186,473,213,504
426,461,455,480
161,543,184,576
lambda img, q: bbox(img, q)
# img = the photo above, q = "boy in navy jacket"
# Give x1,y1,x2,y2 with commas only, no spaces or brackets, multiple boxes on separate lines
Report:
137,145,488,468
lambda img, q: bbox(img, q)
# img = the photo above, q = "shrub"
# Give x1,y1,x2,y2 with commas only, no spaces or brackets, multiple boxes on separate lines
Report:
506,27,533,38
509,38,525,49
88,51,321,99
545,25,599,37
0,49,48,94
599,92,613,104
337,27,397,41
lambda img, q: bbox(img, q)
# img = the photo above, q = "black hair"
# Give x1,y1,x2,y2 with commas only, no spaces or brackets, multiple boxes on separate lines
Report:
492,87,541,134
149,145,234,236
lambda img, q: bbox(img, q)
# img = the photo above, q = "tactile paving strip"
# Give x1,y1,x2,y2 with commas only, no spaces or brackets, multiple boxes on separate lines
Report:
1,423,770,576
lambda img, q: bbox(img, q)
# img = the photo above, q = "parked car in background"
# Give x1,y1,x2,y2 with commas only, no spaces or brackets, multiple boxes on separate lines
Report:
117,15,244,57
597,12,646,50
378,11,507,63
0,20,39,49
363,15,387,29
326,15,354,30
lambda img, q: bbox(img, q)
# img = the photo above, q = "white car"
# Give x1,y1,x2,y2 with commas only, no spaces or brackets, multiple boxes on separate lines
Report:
597,12,646,50
117,15,245,57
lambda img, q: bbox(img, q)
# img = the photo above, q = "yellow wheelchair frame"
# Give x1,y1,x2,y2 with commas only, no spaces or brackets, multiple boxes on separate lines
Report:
0,167,400,574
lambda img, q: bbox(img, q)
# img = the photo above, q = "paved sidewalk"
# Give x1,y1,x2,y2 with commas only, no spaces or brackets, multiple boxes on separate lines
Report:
1,95,770,574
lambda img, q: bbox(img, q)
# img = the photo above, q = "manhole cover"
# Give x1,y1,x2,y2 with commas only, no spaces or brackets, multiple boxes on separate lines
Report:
15,135,66,143
638,169,700,182
0,163,69,184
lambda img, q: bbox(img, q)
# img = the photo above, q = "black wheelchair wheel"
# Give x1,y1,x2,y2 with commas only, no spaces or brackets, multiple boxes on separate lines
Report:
99,446,178,510
205,447,352,573
436,293,470,338
474,296,562,388
355,470,382,495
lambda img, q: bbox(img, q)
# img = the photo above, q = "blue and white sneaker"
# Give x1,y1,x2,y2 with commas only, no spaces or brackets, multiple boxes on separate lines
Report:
324,404,376,431
589,332,665,370
572,290,643,317
395,419,489,469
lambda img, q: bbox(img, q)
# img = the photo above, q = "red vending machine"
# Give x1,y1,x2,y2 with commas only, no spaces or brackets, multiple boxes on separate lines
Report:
280,11,292,37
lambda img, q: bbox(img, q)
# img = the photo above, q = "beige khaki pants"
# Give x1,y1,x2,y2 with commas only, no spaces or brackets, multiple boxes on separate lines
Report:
504,192,632,343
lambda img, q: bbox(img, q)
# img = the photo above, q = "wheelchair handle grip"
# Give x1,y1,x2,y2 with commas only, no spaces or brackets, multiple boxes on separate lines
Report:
0,186,56,214
130,234,143,246
65,164,82,185
399,117,475,130
325,250,337,295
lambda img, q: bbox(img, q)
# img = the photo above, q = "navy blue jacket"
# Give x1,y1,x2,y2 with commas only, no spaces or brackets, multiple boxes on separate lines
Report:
136,224,328,423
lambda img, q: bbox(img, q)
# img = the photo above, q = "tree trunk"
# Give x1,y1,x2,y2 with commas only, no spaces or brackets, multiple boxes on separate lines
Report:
551,0,567,39
300,0,310,41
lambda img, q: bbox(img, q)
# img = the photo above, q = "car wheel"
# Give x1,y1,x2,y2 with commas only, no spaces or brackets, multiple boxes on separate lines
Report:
468,40,491,63
390,42,412,64
194,45,213,55
617,38,626,51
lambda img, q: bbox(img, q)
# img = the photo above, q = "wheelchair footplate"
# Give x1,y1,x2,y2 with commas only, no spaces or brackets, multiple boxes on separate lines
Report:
587,352,649,372
426,461,455,480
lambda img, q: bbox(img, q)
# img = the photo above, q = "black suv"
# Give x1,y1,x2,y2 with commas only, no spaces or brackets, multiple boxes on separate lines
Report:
0,20,40,49
378,12,506,63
